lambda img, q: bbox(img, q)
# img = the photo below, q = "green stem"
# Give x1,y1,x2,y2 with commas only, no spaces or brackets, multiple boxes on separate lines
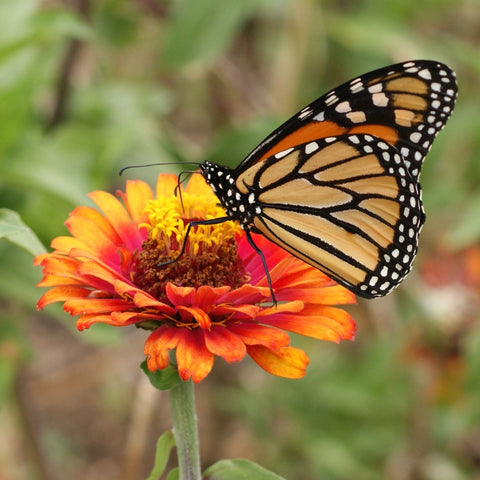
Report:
169,379,202,480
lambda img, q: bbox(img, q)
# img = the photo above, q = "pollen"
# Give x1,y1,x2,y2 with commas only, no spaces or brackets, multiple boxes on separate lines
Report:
133,187,247,301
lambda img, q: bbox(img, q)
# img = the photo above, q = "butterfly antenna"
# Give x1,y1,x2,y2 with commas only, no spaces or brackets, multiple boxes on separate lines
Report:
119,161,201,176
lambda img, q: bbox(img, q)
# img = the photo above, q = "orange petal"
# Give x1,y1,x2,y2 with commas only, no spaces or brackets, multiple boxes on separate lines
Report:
277,285,356,305
203,326,246,363
71,206,123,244
185,172,212,196
145,325,181,371
77,313,114,330
65,214,126,266
76,259,124,287
228,323,290,349
120,180,153,224
110,311,164,325
177,306,211,329
247,345,309,379
176,328,214,383
155,174,180,198
35,254,81,278
256,300,304,317
217,284,268,305
49,236,87,255
36,286,91,309
37,274,85,287
88,190,143,250
63,298,131,316
211,303,260,319
132,290,177,315
262,305,356,342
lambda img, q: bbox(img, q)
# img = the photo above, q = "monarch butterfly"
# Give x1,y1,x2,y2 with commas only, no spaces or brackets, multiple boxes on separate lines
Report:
180,60,457,299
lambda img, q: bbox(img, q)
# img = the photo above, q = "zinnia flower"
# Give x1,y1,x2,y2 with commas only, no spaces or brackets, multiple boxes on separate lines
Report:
35,173,356,383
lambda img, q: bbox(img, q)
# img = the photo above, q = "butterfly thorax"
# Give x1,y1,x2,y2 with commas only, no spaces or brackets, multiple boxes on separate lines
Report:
200,161,257,228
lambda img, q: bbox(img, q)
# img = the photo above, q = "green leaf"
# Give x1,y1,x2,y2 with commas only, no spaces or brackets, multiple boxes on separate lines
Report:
166,467,179,480
141,359,182,391
163,0,258,68
0,209,45,256
145,431,176,480
203,459,287,480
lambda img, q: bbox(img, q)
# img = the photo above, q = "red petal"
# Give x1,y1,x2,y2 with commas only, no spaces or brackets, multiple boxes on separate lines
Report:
193,285,230,308
166,283,195,306
247,345,309,379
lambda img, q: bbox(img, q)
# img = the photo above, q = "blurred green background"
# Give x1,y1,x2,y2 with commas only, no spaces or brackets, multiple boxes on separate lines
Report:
1,0,480,479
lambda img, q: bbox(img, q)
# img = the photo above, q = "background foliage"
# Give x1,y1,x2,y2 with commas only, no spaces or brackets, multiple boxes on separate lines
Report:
1,0,479,479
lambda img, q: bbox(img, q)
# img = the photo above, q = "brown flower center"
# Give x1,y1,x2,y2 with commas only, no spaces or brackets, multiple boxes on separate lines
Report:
132,191,248,303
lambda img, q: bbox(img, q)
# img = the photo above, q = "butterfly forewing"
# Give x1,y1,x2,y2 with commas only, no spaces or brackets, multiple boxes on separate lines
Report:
238,60,457,182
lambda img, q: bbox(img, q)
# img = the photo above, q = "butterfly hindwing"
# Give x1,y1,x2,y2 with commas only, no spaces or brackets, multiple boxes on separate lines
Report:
235,134,425,297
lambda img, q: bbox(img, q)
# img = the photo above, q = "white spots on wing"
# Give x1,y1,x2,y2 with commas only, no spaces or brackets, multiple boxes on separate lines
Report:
274,147,294,159
346,110,367,123
335,101,352,113
305,142,319,154
298,107,313,120
372,92,389,107
368,83,383,93
410,132,422,143
418,68,432,80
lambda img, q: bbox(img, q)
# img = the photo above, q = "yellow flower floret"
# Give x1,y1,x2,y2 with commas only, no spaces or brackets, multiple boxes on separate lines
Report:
142,189,242,257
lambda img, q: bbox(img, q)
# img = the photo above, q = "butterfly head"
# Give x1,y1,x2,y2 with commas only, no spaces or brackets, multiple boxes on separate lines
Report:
200,161,257,227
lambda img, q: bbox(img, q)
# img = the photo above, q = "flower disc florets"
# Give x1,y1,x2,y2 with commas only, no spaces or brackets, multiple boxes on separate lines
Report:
132,189,247,302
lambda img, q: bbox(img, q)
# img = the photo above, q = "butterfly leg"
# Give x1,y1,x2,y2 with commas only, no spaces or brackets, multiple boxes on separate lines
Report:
245,230,277,306
156,216,233,267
